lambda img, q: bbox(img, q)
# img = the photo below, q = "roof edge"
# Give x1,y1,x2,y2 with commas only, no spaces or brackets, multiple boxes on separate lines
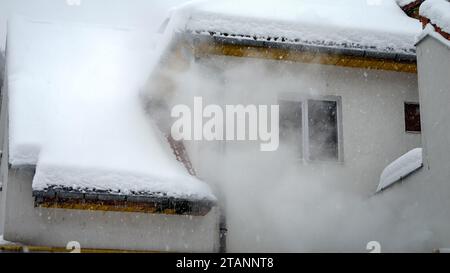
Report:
188,32,417,63
32,188,215,216
416,24,450,49
187,32,416,62
375,164,423,194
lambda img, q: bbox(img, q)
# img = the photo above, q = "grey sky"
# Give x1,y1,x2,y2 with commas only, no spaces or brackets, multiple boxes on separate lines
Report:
0,0,188,51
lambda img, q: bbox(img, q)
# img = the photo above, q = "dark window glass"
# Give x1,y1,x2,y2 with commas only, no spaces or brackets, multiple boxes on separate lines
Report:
405,103,421,132
279,100,303,156
308,100,338,161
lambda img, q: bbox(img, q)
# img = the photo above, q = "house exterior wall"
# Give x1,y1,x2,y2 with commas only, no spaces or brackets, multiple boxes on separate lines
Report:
0,60,7,235
172,55,421,251
1,165,220,252
0,71,220,251
0,191,4,234
354,35,450,252
416,36,450,176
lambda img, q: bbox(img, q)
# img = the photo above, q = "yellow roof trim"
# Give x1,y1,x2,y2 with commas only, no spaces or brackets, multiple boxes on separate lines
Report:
36,199,210,216
192,41,417,73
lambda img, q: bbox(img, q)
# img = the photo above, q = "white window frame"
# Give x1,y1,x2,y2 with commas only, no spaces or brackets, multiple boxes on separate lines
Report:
278,93,344,163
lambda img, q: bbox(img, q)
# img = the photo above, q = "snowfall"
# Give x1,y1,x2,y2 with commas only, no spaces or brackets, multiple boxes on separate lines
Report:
2,0,426,202
1,0,450,252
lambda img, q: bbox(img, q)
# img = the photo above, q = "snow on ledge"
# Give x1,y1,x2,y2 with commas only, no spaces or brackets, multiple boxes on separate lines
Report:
377,148,423,193
416,24,450,47
420,0,450,34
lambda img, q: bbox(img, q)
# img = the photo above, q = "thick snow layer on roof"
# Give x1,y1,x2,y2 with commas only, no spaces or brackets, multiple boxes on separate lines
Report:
377,148,423,192
420,0,450,34
170,0,422,54
6,17,215,200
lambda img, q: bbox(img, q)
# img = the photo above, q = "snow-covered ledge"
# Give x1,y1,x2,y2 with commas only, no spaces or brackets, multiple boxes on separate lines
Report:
419,0,450,42
376,148,423,193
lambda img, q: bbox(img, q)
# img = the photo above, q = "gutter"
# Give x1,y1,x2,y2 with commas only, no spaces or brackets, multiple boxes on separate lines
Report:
187,32,417,63
32,185,215,216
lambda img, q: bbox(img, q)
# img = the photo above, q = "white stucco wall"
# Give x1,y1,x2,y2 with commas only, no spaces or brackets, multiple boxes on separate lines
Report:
2,165,220,252
172,55,421,251
417,35,450,175
0,60,7,235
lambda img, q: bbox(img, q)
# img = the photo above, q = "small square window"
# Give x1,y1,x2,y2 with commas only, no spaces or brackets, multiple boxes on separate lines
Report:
405,103,421,133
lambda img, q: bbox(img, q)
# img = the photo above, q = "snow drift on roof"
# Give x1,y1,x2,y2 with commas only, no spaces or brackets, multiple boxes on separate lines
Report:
169,0,422,54
420,0,450,34
6,16,215,201
377,148,423,192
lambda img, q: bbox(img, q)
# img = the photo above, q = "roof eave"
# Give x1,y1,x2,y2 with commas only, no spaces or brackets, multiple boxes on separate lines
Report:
8,165,214,216
184,32,417,73
199,33,416,62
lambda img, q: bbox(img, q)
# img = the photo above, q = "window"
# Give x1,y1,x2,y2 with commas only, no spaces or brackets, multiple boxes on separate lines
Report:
279,100,303,156
404,102,421,133
279,95,342,162
308,100,339,161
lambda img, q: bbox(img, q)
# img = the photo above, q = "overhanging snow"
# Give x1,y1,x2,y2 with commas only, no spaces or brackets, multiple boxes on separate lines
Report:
377,148,423,193
6,16,215,202
169,0,422,55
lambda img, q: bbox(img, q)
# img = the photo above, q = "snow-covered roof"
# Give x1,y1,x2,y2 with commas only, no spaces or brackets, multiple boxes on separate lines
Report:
6,17,215,201
420,0,450,34
376,148,423,192
169,0,422,55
